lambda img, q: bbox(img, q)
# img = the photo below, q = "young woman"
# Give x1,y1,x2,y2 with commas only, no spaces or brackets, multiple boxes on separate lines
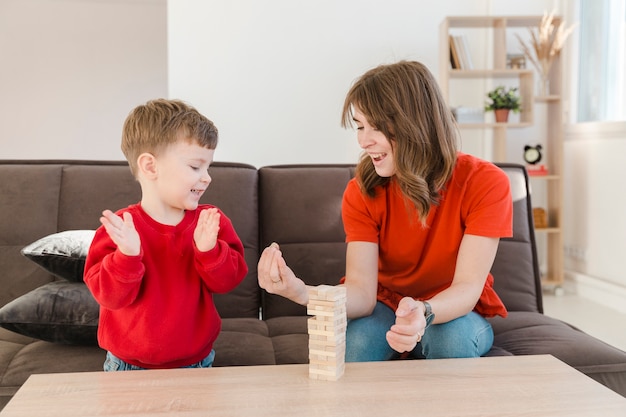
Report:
258,61,512,361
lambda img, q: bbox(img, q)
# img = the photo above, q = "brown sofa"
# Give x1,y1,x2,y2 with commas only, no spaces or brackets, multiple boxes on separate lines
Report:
1,160,625,410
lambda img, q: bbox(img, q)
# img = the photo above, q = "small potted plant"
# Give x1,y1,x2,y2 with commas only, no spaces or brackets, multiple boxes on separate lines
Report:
484,86,521,123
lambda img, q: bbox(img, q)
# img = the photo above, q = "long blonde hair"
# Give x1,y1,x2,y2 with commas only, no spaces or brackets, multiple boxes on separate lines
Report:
341,61,458,224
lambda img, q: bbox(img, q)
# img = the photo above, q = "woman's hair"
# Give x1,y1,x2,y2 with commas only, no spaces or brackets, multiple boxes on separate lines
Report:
341,60,459,224
121,99,218,176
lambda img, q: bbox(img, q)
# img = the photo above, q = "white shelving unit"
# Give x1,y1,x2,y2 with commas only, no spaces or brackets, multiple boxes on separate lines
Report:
439,16,564,289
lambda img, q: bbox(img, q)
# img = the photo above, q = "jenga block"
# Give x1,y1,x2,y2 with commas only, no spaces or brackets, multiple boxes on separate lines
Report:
308,341,346,353
309,285,346,302
307,307,346,317
309,355,342,366
309,363,345,381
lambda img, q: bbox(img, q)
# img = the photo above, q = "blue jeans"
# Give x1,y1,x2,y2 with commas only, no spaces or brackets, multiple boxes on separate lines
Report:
103,350,216,371
345,302,494,361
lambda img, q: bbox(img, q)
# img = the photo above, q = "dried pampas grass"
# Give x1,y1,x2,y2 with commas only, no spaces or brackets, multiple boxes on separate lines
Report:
516,10,577,79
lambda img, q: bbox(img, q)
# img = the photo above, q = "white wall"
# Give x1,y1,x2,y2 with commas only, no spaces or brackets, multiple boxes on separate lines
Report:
0,0,167,161
1,0,558,164
168,0,560,168
563,122,626,313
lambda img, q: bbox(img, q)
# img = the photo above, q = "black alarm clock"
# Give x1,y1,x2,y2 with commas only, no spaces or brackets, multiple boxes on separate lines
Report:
523,144,542,165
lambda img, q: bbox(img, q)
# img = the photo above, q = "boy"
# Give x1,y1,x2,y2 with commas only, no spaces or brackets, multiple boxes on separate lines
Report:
84,99,248,371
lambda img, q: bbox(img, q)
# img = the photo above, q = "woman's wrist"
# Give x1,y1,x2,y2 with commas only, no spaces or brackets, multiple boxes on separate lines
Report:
292,281,310,306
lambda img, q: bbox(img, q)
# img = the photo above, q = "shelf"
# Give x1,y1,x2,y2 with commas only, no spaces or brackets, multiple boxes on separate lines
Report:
441,15,564,287
541,277,564,289
529,174,560,181
534,227,561,234
445,16,553,28
535,95,560,102
457,122,532,129
449,69,533,78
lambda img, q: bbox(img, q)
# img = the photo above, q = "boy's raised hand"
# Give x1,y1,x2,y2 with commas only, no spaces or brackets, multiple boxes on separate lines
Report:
100,210,141,256
194,208,220,252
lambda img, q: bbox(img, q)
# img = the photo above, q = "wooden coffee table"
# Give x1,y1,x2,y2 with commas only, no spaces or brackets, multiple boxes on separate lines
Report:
1,355,624,416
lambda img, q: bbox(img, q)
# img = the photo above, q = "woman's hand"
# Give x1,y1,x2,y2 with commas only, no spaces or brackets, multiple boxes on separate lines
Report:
258,242,308,305
386,297,426,353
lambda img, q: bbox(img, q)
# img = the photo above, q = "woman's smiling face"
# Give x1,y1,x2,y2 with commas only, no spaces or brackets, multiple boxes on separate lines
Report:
353,106,395,178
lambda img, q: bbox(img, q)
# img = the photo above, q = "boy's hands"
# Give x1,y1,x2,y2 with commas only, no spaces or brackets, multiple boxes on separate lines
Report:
386,297,427,353
100,210,141,256
194,208,220,252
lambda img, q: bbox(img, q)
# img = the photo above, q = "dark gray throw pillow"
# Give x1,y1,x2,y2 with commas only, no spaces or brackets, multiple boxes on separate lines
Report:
21,230,95,282
0,281,99,345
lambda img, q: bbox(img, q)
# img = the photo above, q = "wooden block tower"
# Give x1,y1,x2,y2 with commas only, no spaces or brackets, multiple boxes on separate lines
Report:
307,285,347,381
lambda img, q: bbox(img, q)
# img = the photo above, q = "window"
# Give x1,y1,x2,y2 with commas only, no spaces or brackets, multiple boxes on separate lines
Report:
577,0,626,122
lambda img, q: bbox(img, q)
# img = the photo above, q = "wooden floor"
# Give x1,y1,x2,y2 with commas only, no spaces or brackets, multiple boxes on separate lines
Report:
543,290,626,352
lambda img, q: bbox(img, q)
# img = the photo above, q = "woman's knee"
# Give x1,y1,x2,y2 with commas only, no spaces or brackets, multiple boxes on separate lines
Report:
421,312,494,359
345,302,396,362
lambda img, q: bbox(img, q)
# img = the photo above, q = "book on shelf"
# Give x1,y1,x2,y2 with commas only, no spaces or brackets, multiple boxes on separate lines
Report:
460,35,473,69
449,35,461,69
449,35,473,70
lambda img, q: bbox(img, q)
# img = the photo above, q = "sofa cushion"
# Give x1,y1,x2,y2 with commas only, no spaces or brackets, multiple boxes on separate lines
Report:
0,330,105,392
0,281,98,345
212,318,276,366
21,230,95,282
266,316,309,364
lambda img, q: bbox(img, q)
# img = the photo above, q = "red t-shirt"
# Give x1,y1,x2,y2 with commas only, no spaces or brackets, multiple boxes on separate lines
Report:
342,153,512,318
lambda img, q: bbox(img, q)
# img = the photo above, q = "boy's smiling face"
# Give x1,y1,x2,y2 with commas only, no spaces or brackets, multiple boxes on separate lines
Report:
141,137,215,225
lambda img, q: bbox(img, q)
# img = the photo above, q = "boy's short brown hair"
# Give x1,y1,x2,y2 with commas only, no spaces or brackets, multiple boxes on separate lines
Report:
121,99,218,176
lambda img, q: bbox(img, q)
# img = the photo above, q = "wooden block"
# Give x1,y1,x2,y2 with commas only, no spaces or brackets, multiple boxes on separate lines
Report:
309,363,345,381
309,285,346,302
307,307,346,317
307,298,346,308
308,333,345,347
309,340,346,352
309,356,342,366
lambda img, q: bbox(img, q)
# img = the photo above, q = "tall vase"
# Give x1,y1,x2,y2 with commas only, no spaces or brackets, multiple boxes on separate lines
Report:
539,73,550,96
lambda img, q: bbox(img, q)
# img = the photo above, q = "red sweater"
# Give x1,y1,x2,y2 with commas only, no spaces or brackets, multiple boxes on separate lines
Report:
342,153,512,318
84,204,247,368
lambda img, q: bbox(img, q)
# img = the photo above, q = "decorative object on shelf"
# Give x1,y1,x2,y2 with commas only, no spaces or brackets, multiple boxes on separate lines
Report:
516,10,577,96
524,144,549,176
533,207,548,228
507,54,526,69
451,106,484,123
523,144,542,164
484,86,521,123
527,165,549,176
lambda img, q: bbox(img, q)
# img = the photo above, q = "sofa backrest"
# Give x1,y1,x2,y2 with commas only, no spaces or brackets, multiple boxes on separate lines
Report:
0,160,541,319
489,164,543,313
258,163,543,318
0,160,261,318
258,165,356,318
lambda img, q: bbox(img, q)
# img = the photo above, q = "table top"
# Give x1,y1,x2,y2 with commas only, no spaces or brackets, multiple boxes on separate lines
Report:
1,355,624,417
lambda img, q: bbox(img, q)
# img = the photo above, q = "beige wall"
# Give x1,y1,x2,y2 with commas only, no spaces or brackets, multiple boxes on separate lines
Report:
0,0,167,160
